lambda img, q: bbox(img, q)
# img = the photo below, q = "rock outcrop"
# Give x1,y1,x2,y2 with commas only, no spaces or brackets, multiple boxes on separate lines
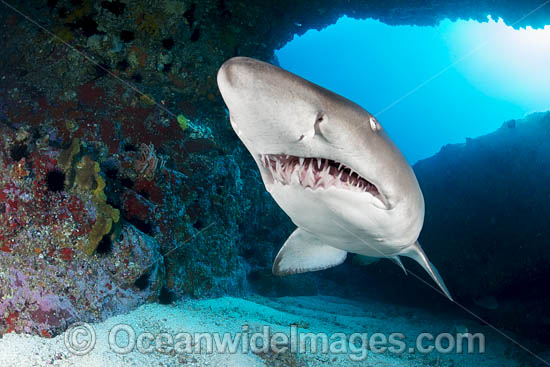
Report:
329,112,550,342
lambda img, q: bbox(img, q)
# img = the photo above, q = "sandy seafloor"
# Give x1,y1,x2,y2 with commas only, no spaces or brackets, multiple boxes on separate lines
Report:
0,295,537,366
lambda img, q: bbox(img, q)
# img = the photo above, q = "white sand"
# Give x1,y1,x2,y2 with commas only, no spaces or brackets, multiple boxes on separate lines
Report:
0,295,530,366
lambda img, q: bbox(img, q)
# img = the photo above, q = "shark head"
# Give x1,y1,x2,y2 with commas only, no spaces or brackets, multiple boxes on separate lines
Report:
218,56,423,248
217,57,451,300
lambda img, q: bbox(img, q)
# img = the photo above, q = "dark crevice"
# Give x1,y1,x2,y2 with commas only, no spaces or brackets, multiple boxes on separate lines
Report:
9,143,29,162
106,196,121,211
193,219,204,230
183,3,196,29
120,177,134,189
120,30,135,43
67,15,102,38
95,234,113,255
105,167,118,180
137,189,150,200
241,246,256,260
162,63,172,73
123,143,138,152
47,0,58,10
161,37,174,50
190,27,200,42
46,169,66,192
101,0,126,16
127,216,153,235
217,0,231,19
116,59,130,71
58,7,69,18
134,272,150,290
93,62,110,80
158,287,174,304
247,270,261,282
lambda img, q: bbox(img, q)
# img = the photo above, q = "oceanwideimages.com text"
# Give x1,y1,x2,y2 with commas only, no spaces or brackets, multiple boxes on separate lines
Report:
65,322,485,361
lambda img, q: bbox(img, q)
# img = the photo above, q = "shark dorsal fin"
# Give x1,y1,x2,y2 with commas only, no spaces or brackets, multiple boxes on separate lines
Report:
400,241,453,301
272,228,347,276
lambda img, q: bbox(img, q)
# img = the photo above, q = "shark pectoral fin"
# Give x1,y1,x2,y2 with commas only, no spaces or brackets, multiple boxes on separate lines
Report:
400,241,453,301
391,256,407,274
272,228,347,276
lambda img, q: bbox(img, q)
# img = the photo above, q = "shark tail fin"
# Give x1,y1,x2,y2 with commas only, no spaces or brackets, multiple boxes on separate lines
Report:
400,241,453,301
273,228,347,276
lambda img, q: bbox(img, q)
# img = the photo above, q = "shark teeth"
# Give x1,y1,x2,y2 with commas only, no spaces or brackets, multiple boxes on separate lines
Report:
258,153,381,198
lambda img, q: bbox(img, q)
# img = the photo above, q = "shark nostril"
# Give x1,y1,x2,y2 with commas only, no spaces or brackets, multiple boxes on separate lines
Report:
314,113,328,141
315,113,325,125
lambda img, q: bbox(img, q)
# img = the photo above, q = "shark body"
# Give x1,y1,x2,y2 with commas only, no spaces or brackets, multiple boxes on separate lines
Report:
217,57,452,300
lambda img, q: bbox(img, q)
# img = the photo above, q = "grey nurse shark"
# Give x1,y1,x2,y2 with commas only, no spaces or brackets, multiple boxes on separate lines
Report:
217,57,452,300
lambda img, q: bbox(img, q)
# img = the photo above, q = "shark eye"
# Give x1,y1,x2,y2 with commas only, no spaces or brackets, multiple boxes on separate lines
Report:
369,116,381,132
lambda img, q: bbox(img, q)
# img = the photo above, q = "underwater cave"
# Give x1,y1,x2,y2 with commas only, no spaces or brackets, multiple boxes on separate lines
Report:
0,0,549,366
276,15,550,163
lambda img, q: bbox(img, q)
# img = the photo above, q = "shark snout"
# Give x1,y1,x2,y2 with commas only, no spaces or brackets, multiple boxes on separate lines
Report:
218,57,323,153
217,57,260,99
217,57,267,131
217,58,240,90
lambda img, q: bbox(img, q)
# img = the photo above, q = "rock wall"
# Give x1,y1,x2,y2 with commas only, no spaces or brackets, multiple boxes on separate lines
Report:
416,112,550,341
325,113,550,342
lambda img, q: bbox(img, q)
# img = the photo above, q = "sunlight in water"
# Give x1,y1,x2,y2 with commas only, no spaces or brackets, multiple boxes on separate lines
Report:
276,16,550,163
446,16,550,111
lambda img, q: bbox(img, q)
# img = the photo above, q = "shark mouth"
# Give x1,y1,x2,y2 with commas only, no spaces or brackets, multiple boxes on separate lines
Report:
259,154,385,204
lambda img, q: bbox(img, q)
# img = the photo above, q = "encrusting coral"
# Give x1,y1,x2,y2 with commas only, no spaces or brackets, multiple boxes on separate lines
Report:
0,124,163,337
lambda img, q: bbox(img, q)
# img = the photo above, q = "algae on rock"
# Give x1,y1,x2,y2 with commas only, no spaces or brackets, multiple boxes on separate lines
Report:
59,140,120,256
73,155,120,255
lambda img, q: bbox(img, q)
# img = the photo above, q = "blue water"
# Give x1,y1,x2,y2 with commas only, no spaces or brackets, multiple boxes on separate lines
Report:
276,16,550,163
